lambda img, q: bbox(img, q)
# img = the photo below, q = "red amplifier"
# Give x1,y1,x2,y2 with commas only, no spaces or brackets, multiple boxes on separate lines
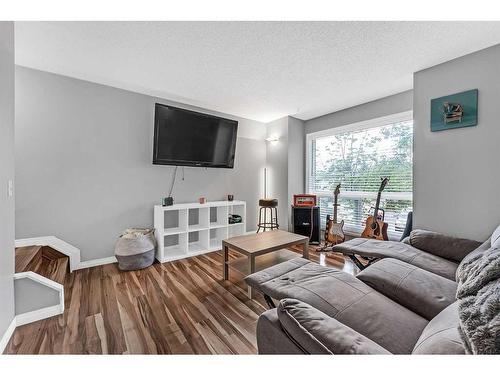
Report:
293,194,317,207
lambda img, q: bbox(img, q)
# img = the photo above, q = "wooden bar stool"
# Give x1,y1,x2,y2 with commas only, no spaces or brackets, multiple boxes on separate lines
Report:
257,199,279,233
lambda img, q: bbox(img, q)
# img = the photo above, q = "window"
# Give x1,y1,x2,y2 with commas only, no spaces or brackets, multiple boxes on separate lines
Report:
306,112,413,240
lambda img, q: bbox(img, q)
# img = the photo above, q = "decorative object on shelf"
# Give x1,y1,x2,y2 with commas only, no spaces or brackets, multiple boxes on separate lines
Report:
431,89,478,132
162,197,173,206
199,197,207,204
114,228,156,271
227,194,234,201
228,214,242,224
293,194,317,207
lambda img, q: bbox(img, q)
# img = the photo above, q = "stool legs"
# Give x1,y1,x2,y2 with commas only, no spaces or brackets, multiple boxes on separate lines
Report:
257,207,264,233
257,206,279,233
271,207,280,229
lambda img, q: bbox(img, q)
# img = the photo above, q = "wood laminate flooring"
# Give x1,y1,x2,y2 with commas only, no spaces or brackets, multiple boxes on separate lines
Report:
5,245,356,354
15,245,69,284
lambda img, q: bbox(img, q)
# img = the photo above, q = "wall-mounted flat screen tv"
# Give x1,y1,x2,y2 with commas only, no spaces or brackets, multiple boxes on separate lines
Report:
153,104,238,168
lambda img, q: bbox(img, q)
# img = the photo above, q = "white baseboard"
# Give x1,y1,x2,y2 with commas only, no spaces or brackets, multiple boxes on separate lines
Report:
0,317,16,354
74,256,117,270
0,302,65,354
14,271,64,291
15,304,64,327
15,236,119,271
0,272,65,353
13,272,65,327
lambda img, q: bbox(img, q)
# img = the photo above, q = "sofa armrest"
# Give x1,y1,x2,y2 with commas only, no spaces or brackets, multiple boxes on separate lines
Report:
409,229,482,262
357,258,457,320
277,298,391,354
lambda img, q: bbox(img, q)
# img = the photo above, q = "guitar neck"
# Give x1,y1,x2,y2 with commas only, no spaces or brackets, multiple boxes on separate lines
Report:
373,191,382,219
333,194,338,222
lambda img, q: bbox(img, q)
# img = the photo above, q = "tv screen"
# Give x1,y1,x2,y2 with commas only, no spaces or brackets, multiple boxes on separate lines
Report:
153,104,238,168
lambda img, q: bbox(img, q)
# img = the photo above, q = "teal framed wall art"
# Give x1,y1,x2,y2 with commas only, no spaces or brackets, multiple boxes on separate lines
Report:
430,89,478,132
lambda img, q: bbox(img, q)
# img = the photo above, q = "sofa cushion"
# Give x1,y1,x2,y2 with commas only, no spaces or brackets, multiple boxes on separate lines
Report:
246,258,428,354
333,238,459,280
409,230,481,263
256,308,304,354
357,258,457,320
246,258,374,317
491,225,500,249
277,299,390,354
412,301,465,354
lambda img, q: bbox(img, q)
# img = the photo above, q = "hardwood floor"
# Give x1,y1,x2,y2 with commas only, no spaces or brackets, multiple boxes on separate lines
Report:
15,245,69,284
5,246,356,354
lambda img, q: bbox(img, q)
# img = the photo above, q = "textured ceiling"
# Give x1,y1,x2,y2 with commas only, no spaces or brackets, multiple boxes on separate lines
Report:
15,21,500,122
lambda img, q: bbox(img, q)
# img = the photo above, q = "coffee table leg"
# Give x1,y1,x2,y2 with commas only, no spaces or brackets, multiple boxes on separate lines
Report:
302,241,309,259
247,255,255,299
223,245,229,280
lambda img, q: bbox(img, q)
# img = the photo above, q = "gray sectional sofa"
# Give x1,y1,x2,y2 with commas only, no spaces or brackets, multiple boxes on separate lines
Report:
332,230,483,280
245,229,499,354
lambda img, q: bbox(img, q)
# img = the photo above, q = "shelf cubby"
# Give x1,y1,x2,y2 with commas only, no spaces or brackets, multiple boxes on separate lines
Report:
163,209,188,235
210,205,229,228
188,229,209,253
228,223,245,238
209,227,228,250
188,207,209,231
162,233,188,260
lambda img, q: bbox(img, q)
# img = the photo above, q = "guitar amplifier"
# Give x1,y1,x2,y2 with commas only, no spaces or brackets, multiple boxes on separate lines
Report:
292,206,320,244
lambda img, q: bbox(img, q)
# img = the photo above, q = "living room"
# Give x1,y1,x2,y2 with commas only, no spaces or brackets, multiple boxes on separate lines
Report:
1,1,500,371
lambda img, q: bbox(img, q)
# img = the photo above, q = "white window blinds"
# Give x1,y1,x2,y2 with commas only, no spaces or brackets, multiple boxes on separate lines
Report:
307,114,413,240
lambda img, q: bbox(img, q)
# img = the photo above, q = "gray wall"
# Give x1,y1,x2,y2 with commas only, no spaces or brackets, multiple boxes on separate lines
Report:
0,22,15,344
15,67,267,261
287,117,305,229
14,278,60,315
265,117,289,228
305,90,413,134
265,116,305,231
413,44,500,241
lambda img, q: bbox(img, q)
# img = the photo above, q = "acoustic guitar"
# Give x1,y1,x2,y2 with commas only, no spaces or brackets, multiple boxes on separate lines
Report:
361,177,389,241
325,184,345,245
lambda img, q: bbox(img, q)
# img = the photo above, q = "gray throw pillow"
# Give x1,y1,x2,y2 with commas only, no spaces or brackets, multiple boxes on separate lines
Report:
491,224,500,249
409,229,481,262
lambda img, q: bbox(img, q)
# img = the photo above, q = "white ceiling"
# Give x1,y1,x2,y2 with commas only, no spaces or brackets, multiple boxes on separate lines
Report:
15,21,500,123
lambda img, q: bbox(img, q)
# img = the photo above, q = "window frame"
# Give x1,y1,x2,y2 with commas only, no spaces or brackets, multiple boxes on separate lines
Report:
305,110,413,238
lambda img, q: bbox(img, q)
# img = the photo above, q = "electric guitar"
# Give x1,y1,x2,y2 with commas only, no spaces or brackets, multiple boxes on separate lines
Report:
325,184,345,245
361,177,389,241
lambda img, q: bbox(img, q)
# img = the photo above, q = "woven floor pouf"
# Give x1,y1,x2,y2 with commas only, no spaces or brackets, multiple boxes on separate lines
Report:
115,228,156,271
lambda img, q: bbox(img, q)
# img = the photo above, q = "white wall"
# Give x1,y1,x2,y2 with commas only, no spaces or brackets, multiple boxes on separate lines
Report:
15,67,267,261
0,21,15,348
413,44,500,241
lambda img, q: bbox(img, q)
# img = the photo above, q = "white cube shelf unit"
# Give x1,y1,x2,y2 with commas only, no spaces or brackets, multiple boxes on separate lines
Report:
154,200,246,262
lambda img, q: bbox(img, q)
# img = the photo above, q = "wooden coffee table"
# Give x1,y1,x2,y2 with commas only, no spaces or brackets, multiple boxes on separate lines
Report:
222,230,309,299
